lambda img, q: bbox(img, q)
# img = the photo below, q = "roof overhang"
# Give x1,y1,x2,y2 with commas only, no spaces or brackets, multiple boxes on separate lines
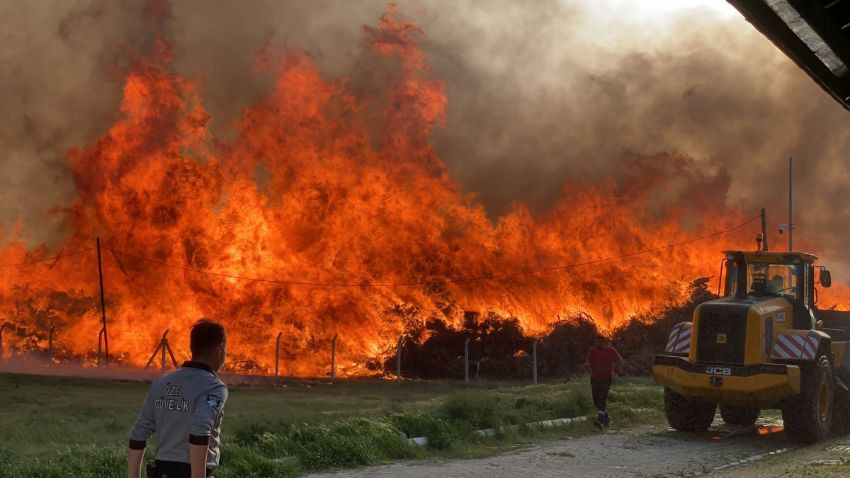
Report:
727,0,850,110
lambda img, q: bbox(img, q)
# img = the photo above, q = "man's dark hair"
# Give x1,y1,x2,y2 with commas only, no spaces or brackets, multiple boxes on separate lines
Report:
190,319,226,356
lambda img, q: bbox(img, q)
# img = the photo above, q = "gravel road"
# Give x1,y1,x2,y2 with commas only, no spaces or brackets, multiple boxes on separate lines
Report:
308,419,796,478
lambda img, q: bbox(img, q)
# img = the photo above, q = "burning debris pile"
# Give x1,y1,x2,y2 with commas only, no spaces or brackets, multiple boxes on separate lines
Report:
386,278,716,380
0,4,847,377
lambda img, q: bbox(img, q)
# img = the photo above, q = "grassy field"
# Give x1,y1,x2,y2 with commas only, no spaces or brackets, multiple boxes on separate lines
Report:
0,373,663,477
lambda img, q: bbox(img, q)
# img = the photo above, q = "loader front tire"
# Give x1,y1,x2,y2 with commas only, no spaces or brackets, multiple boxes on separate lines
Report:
664,387,716,432
782,355,832,444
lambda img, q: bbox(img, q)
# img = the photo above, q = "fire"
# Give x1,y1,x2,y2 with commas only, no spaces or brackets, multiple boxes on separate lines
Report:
0,6,845,375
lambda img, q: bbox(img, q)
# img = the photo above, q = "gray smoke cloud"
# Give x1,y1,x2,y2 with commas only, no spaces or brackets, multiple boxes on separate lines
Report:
0,0,149,245
2,0,850,277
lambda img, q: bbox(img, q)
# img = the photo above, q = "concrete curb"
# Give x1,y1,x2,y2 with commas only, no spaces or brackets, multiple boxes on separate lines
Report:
405,415,588,447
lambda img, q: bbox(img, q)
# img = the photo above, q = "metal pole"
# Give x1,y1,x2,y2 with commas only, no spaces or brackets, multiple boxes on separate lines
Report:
532,340,538,385
49,326,56,364
788,157,793,252
275,332,282,377
396,335,402,383
166,344,178,368
144,341,162,370
330,333,338,384
161,336,167,371
788,156,794,252
464,337,470,384
160,330,175,369
96,237,109,367
760,208,768,252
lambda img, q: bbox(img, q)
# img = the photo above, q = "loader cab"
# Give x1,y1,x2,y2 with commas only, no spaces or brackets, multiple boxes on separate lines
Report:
722,251,829,329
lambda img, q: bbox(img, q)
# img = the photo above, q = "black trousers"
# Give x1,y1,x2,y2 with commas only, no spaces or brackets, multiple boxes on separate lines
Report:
148,460,214,478
590,379,611,414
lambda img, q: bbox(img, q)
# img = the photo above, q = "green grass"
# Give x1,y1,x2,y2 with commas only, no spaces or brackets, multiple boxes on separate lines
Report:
0,373,662,477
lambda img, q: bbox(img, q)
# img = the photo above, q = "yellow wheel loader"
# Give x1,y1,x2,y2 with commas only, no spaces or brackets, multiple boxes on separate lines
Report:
652,249,850,443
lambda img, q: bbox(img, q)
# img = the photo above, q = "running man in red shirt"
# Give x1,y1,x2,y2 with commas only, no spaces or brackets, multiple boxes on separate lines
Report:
585,334,624,429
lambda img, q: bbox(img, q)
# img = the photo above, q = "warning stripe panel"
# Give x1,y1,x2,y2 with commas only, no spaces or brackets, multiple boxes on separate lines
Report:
789,335,806,348
805,337,818,360
775,335,801,358
665,323,691,354
772,333,820,360
673,328,691,352
665,323,683,352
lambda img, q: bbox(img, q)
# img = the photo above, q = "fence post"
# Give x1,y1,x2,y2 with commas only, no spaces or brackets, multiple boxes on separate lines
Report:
144,330,178,371
464,337,470,384
97,327,105,367
161,333,167,371
48,326,56,365
96,237,109,368
532,339,538,385
330,333,338,384
396,335,402,383
0,323,8,364
275,332,282,377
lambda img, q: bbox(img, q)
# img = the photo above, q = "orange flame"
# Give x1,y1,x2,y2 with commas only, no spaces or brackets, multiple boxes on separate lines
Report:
0,7,846,375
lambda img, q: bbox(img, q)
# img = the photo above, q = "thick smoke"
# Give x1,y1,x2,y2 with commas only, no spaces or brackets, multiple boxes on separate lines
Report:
2,0,850,276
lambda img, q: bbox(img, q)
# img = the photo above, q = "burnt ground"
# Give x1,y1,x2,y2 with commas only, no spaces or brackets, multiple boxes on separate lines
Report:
308,416,850,478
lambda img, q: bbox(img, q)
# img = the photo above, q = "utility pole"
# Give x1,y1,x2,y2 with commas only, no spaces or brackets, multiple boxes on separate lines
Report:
96,237,109,367
788,157,793,251
760,208,768,252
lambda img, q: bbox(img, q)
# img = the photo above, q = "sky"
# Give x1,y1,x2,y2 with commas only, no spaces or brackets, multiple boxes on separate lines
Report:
637,0,740,17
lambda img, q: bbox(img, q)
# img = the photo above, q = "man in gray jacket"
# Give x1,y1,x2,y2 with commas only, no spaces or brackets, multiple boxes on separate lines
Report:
128,319,229,478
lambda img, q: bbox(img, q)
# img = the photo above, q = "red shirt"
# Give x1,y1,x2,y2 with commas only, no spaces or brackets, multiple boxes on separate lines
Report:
586,345,621,380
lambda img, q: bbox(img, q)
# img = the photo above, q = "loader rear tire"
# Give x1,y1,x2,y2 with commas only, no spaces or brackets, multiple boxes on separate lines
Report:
664,387,716,432
719,405,760,426
782,355,832,444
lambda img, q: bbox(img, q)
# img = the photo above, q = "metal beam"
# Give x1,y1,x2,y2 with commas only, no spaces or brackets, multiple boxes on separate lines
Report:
728,0,850,110
784,0,850,75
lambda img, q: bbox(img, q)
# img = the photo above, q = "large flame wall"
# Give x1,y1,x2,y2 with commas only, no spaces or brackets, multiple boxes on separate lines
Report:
0,7,844,375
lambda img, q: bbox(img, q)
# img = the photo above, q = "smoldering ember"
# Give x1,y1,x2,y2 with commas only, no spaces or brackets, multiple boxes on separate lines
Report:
3,1,850,476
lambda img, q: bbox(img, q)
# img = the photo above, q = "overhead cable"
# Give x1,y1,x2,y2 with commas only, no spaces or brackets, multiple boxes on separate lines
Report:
0,247,96,269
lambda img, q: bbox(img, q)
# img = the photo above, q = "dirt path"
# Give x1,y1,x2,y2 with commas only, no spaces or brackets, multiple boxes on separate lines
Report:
308,419,799,478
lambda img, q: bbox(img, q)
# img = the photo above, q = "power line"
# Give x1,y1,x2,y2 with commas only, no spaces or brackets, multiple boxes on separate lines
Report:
106,215,760,288
0,248,95,269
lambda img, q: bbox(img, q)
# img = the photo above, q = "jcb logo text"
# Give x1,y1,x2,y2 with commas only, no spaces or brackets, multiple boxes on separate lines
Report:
705,366,732,376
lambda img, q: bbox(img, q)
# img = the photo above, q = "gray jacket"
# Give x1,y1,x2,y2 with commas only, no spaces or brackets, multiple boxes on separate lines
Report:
129,361,228,470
